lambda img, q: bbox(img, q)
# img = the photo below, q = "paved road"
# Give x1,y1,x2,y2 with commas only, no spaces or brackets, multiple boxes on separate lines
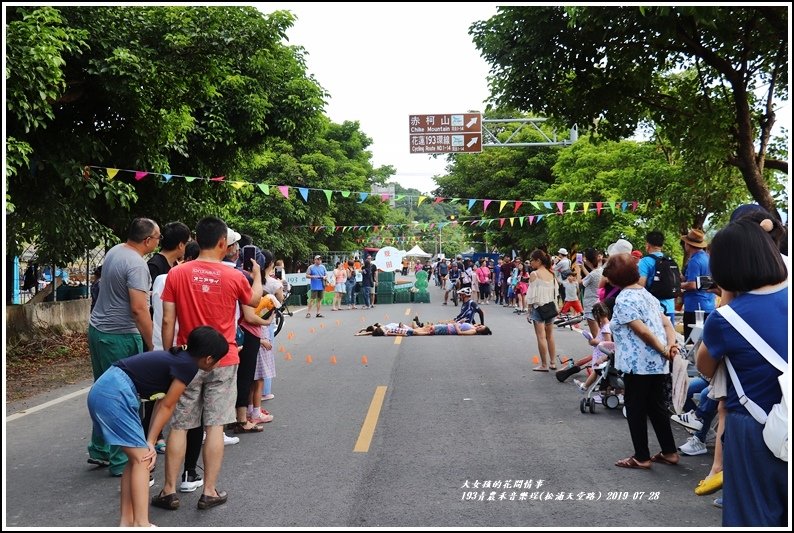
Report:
6,292,725,528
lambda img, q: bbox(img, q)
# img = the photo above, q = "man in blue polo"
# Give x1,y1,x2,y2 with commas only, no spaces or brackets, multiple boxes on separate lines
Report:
679,228,715,341
306,255,327,318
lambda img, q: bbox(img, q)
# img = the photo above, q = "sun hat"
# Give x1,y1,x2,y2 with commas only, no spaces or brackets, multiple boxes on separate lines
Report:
680,229,707,248
558,248,568,256
607,238,633,256
226,228,241,245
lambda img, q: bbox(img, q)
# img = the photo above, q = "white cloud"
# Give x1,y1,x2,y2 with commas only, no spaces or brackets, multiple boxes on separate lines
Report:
257,2,499,193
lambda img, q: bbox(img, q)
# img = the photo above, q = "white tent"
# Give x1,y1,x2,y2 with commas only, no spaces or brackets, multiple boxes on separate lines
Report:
404,245,431,258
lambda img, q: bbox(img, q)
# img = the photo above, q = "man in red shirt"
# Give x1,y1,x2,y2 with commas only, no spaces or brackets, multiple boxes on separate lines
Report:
155,216,262,510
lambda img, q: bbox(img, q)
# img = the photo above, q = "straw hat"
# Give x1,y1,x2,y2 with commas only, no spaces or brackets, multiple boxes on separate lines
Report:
680,228,707,248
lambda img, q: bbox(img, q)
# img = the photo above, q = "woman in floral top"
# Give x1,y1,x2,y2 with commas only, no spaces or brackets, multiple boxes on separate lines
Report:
603,253,680,470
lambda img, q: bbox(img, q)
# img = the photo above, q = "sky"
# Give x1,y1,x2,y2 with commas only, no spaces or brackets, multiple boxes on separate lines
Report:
257,2,500,194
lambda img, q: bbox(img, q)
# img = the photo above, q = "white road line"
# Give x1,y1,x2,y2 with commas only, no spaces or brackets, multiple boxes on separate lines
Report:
7,386,91,421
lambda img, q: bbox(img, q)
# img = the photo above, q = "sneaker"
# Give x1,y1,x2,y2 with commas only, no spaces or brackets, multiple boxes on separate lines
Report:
179,471,204,493
617,393,625,405
678,435,708,456
248,412,273,424
149,474,155,488
261,393,275,401
87,458,110,468
670,410,704,431
573,379,586,392
713,497,723,509
223,433,240,446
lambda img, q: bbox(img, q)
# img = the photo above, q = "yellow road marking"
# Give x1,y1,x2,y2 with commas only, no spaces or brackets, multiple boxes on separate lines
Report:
354,386,388,452
393,336,402,345
404,307,411,316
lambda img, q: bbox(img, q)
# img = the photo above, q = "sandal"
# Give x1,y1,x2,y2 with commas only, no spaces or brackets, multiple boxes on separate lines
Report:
316,313,324,318
650,452,679,466
694,471,723,495
233,422,264,434
549,366,558,371
532,366,549,372
305,313,311,318
615,456,651,470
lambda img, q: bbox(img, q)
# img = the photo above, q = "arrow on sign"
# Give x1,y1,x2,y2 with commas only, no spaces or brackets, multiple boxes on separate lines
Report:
466,117,479,128
466,136,479,148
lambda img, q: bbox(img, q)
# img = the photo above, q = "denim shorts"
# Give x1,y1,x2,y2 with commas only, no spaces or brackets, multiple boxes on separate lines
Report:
530,307,555,324
87,366,148,449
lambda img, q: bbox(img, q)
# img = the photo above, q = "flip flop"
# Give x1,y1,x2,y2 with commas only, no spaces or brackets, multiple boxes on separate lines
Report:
615,456,651,470
650,452,679,466
532,366,549,372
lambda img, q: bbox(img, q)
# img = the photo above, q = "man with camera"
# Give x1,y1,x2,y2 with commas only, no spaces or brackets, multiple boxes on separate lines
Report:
679,229,716,341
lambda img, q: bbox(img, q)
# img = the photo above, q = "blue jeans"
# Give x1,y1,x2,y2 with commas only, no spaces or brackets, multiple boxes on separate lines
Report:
683,376,709,413
695,386,718,442
362,285,372,307
345,281,356,306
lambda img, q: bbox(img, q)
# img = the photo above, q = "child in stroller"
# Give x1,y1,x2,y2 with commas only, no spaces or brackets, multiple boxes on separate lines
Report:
556,301,610,382
579,340,625,413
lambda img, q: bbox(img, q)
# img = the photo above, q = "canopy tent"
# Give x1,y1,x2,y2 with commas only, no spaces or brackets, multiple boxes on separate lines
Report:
404,245,431,258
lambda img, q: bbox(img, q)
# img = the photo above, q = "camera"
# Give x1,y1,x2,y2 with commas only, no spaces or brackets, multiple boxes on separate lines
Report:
275,268,283,280
696,275,715,290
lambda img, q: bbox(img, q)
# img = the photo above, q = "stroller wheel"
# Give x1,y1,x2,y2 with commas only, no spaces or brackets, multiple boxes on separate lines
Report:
605,394,620,409
580,398,587,414
588,397,596,413
622,406,627,418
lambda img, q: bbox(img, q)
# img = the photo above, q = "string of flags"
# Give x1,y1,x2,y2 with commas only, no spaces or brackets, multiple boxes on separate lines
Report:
86,165,641,215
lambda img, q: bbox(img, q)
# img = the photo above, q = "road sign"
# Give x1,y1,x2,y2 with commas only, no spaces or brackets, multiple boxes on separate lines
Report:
409,133,482,154
409,113,482,154
409,113,481,134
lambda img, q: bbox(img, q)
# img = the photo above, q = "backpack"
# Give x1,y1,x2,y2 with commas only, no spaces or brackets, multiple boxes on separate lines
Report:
646,254,682,300
718,305,788,462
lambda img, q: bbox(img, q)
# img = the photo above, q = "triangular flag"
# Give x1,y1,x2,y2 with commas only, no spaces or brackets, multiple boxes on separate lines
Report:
513,200,522,213
184,176,198,183
341,190,351,198
483,199,492,212
257,183,270,195
621,201,628,212
583,202,589,213
433,196,444,204
162,173,172,182
499,200,508,213
380,193,390,202
395,194,404,201
568,202,576,213
536,214,543,223
530,201,540,210
509,217,515,227
358,192,368,203
519,216,525,227
106,168,119,180
542,201,551,209
468,199,477,210
631,201,638,211
278,185,290,198
609,201,616,213
134,171,147,181
417,195,427,206
596,201,603,215
323,189,333,205
499,218,506,227
231,181,247,190
450,198,460,203
297,187,309,202
210,176,225,181
556,201,564,214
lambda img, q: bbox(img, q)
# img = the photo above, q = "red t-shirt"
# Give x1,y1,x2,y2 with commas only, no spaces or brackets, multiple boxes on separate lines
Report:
161,260,253,366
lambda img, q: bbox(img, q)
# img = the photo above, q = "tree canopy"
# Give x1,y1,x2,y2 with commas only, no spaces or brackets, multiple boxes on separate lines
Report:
470,6,788,218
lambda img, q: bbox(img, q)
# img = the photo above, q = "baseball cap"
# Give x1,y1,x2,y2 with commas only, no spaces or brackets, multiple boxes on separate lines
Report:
607,238,633,256
558,248,568,256
226,228,241,246
314,255,322,260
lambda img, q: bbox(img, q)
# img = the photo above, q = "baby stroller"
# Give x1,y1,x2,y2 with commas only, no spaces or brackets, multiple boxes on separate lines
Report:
579,341,624,414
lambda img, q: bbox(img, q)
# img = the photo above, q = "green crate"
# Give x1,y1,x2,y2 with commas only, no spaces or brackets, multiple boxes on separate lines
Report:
413,292,431,303
373,292,393,304
377,271,395,283
394,291,411,304
376,282,394,293
291,284,309,296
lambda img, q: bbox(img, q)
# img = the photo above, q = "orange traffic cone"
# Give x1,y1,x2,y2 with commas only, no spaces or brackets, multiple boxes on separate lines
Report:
278,345,286,353
330,355,337,365
306,355,313,364
285,352,292,360
361,355,368,366
309,327,316,334
320,323,325,329
532,356,540,364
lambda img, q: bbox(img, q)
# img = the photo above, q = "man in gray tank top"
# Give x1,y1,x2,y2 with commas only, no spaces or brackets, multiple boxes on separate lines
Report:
87,217,160,476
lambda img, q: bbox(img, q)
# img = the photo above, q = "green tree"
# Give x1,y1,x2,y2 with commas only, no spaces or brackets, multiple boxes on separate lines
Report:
6,6,325,264
471,6,788,218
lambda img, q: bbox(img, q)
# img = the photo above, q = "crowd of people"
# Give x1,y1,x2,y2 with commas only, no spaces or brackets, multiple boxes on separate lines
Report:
84,204,787,527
